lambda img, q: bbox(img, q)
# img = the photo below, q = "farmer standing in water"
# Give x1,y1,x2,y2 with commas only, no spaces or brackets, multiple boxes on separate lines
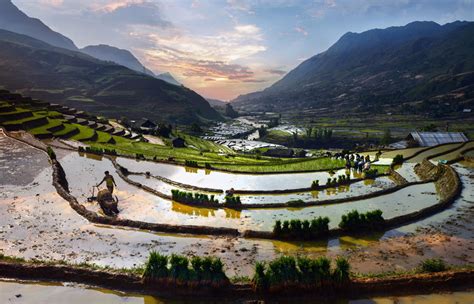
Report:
97,171,117,194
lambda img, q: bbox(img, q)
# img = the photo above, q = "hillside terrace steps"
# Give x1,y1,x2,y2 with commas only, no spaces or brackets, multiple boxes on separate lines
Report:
0,109,34,123
112,129,126,136
3,116,48,131
0,105,15,113
103,125,114,133
76,118,88,125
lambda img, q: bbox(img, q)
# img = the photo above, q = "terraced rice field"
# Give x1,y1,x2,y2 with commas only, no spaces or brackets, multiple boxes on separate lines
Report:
0,127,474,304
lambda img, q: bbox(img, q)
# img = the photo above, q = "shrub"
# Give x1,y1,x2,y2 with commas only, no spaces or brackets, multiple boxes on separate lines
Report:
339,209,384,231
46,146,56,160
171,189,219,205
420,258,447,273
392,154,404,166
311,180,319,189
205,162,212,169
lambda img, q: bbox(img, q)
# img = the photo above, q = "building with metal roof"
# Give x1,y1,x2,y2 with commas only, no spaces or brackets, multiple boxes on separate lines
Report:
407,131,468,147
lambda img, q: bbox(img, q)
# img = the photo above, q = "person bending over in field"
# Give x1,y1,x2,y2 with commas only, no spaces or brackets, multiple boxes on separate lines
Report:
97,171,117,194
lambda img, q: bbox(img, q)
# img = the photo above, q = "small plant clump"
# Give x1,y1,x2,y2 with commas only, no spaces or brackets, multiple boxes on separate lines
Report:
339,209,385,231
78,146,117,155
311,180,319,189
273,216,330,240
171,189,219,205
224,195,242,206
185,160,199,167
363,169,378,179
142,252,229,288
252,255,350,292
47,146,56,160
419,258,447,273
326,175,351,187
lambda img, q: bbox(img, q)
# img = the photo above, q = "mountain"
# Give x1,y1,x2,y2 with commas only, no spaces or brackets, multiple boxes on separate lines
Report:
233,21,474,116
0,0,77,50
81,44,155,76
206,98,228,108
82,45,182,86
156,72,181,86
0,29,221,123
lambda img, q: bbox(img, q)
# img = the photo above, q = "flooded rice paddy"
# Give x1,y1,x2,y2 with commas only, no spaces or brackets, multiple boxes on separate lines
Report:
59,151,439,231
1,131,473,282
116,157,368,191
407,142,465,163
1,280,473,304
129,173,397,204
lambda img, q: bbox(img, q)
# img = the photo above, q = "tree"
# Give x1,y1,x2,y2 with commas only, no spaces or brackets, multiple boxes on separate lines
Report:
381,129,392,145
191,123,203,134
225,104,239,118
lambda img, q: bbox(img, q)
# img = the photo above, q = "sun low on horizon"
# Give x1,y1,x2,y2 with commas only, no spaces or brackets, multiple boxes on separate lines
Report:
13,0,474,101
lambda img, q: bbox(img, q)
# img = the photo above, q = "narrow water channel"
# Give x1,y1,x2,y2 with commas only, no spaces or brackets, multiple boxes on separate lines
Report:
1,280,472,304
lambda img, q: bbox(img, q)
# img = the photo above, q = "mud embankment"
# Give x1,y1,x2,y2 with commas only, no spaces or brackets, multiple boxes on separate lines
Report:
0,259,473,300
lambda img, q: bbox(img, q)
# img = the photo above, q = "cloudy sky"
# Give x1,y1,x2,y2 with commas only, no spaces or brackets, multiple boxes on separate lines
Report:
14,0,474,100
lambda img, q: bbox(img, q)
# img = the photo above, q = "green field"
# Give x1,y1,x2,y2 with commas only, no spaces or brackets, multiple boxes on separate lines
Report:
0,99,391,173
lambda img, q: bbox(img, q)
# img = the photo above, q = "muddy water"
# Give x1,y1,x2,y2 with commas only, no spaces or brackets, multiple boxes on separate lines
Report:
2,132,473,280
0,135,277,276
1,281,473,304
60,151,440,231
393,163,420,182
0,135,50,186
116,157,365,191
129,173,396,205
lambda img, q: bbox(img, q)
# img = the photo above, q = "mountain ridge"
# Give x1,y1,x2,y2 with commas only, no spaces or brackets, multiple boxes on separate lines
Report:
232,21,474,117
0,29,220,124
0,0,77,50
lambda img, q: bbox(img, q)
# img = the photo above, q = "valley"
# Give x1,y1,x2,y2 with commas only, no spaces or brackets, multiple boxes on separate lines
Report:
0,1,473,302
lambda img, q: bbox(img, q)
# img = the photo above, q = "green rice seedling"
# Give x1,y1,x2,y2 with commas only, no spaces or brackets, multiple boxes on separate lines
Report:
142,251,168,282
273,220,282,235
332,257,350,284
210,258,229,288
169,254,190,284
252,262,267,291
266,256,299,290
282,221,290,234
